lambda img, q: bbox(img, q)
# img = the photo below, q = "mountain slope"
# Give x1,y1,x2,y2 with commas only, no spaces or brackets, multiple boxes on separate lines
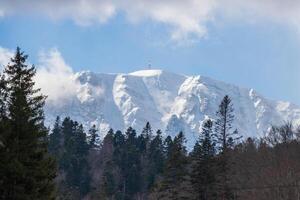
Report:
44,69,300,148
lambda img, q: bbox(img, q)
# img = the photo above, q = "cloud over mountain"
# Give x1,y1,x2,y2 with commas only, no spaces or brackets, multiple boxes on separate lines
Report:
0,47,81,105
35,49,81,105
1,46,300,147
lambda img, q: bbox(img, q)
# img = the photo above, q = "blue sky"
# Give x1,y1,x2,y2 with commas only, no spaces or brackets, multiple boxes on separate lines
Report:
0,1,300,104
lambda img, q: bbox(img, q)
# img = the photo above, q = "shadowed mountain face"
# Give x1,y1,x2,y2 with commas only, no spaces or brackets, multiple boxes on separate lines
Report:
44,69,300,148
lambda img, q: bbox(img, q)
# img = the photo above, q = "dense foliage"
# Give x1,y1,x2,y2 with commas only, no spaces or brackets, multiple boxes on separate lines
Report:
48,96,300,200
2,49,300,200
0,48,56,199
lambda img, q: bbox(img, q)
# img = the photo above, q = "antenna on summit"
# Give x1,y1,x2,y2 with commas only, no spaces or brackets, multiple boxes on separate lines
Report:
147,60,152,70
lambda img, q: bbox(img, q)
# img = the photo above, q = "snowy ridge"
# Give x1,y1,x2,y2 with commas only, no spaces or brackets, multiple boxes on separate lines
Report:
44,69,300,148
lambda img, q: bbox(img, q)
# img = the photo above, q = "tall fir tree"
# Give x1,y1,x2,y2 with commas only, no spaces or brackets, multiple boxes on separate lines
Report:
214,95,240,199
87,124,99,149
155,132,193,200
60,118,91,199
142,122,153,143
112,130,126,199
139,122,155,194
112,130,125,168
48,116,62,161
98,129,117,199
215,95,240,152
191,119,217,200
0,47,56,199
122,127,142,200
0,70,10,199
163,135,173,160
146,129,165,190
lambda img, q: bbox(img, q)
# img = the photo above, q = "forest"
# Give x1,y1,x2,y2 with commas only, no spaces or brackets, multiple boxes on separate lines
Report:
1,49,300,200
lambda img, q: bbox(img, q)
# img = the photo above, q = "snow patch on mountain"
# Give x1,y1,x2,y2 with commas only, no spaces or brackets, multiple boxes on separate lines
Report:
44,69,300,147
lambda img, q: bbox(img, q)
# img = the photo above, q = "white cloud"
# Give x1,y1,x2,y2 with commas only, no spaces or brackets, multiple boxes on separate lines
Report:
0,47,105,105
0,47,13,68
0,0,116,26
1,0,300,40
220,0,300,27
35,48,81,104
118,0,217,41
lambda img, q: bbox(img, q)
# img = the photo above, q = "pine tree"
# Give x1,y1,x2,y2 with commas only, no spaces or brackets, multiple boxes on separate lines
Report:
60,117,74,172
191,119,217,200
122,127,141,200
139,122,156,194
142,121,153,142
74,124,91,196
112,130,125,168
147,130,165,190
214,95,240,199
0,47,56,199
0,71,10,199
156,132,192,199
163,135,173,159
215,95,240,152
60,118,91,199
112,130,126,199
88,124,99,149
98,129,118,199
48,116,62,160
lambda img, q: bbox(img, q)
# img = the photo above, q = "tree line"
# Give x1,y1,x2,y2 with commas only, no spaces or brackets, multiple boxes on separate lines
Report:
1,48,300,200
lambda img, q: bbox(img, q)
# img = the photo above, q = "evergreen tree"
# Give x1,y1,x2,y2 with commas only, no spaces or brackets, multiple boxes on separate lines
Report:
74,124,90,196
88,124,99,149
112,130,125,168
60,117,73,171
0,47,56,199
122,127,141,200
215,95,240,152
60,118,91,199
139,122,156,194
48,116,62,160
0,71,10,199
191,119,217,200
98,129,120,199
142,121,153,143
137,122,153,154
147,130,165,189
155,132,192,199
163,135,173,159
102,129,115,163
214,95,240,199
112,130,126,199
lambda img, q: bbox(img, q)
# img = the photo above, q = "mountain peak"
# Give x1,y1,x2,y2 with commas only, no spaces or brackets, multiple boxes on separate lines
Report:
129,69,164,77
44,70,300,148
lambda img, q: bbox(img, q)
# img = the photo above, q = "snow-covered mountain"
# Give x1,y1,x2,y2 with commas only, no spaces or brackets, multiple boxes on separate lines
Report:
44,69,300,148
